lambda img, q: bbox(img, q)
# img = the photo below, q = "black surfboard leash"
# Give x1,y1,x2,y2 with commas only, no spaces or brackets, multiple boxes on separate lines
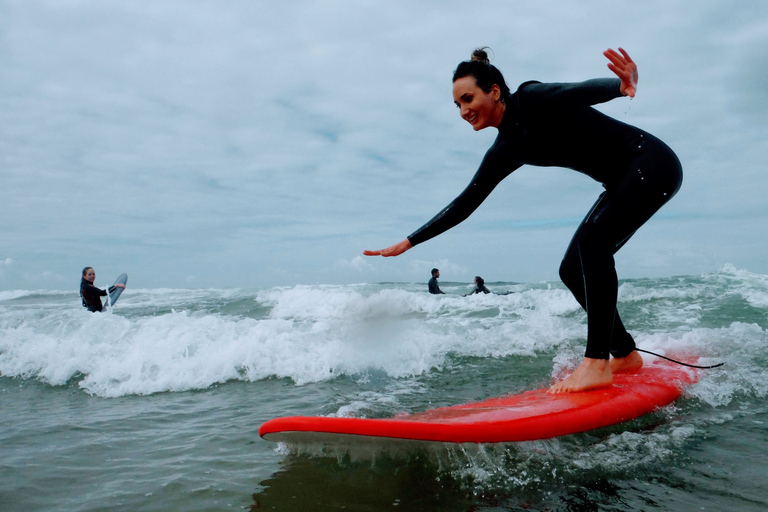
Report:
636,348,725,369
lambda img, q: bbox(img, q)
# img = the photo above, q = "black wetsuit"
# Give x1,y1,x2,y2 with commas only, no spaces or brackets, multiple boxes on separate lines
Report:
407,78,682,360
428,276,445,294
80,278,109,312
472,284,491,295
465,284,491,296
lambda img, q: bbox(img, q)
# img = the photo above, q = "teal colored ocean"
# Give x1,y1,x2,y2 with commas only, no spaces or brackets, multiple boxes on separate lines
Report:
1,265,767,511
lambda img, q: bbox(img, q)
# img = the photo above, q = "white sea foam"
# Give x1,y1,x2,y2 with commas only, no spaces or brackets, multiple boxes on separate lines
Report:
0,289,72,302
717,264,768,308
1,268,766,401
0,284,576,396
0,290,37,302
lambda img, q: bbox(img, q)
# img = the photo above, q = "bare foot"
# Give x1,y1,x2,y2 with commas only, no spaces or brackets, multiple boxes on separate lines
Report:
548,357,613,394
609,350,643,374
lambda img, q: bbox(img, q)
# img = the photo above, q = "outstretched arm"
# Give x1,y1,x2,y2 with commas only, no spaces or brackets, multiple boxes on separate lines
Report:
518,48,637,108
364,141,519,257
603,47,638,98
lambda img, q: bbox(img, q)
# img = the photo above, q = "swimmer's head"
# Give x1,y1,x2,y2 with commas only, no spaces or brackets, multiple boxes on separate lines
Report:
453,48,510,102
431,268,440,277
475,276,484,287
82,267,95,283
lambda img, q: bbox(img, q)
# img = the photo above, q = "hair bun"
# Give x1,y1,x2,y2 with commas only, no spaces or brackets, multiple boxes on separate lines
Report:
471,47,491,64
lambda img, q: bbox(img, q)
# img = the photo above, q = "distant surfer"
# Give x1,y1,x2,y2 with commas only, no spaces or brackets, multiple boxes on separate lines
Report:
464,276,491,296
80,267,126,312
365,48,682,393
428,268,445,294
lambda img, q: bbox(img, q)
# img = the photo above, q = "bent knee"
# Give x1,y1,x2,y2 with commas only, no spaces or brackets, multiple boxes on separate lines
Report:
559,256,580,285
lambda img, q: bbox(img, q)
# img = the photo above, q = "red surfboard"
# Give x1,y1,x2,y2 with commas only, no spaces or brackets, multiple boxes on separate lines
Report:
259,358,697,444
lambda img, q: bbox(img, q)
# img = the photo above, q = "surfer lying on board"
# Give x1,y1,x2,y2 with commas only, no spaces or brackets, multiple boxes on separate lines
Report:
364,48,682,393
80,267,126,313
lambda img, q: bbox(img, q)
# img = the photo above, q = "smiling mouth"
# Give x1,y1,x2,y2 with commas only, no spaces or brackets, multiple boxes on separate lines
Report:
467,113,478,124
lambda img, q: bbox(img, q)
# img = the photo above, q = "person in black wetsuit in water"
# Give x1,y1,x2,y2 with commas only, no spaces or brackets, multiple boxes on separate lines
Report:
364,48,682,393
464,276,491,296
80,267,126,312
428,268,446,294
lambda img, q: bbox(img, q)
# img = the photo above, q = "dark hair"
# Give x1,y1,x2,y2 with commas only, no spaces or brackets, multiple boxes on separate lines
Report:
453,47,510,102
431,268,439,276
475,276,485,287
82,266,93,277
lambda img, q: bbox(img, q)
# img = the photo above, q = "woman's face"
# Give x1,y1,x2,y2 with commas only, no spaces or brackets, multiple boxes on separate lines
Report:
83,268,95,284
453,76,504,131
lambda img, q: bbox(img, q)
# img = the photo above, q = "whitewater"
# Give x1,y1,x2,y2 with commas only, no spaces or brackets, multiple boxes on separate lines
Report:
1,265,767,511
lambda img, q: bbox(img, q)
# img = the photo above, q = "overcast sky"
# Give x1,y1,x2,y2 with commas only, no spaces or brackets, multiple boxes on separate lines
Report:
1,0,767,290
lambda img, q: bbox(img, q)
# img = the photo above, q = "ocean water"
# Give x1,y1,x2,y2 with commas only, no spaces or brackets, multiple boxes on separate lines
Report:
1,265,767,511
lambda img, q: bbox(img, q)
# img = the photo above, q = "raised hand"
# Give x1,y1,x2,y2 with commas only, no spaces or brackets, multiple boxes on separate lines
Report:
363,238,413,257
603,47,638,98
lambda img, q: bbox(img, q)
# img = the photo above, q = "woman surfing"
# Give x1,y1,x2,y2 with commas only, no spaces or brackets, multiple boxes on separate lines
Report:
364,48,682,393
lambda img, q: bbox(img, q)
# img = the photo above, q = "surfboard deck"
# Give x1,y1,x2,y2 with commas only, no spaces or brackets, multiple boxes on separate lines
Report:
259,358,697,444
105,273,128,308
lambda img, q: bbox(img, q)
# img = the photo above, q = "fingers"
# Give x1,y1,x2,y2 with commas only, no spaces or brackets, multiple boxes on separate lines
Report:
603,48,629,71
618,47,633,64
604,47,638,97
364,248,395,257
363,239,412,257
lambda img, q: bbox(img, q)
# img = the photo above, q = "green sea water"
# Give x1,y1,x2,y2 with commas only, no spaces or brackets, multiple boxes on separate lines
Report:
1,266,767,511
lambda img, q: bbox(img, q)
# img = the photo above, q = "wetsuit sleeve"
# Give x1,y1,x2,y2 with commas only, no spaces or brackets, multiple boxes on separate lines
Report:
519,78,623,109
83,283,107,297
407,140,521,247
